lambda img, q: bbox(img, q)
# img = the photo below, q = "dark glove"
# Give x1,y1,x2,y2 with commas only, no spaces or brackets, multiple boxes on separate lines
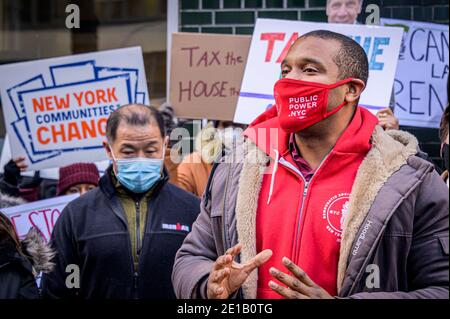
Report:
3,159,21,186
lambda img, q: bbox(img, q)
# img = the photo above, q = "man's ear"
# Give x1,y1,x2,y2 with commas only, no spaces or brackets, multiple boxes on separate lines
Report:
345,79,365,104
103,141,113,160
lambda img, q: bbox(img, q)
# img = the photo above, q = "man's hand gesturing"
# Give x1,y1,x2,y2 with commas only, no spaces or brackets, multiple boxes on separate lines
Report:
207,244,272,299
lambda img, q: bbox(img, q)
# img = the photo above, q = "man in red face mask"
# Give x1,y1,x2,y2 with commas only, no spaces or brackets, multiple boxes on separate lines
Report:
173,30,449,299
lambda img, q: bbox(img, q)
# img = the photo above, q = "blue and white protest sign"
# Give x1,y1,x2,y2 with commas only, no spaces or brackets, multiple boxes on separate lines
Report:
0,134,110,180
1,194,79,242
0,47,149,171
382,19,448,128
234,19,403,124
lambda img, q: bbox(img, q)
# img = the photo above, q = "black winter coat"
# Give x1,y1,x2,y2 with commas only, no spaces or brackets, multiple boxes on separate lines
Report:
41,168,200,299
0,241,39,299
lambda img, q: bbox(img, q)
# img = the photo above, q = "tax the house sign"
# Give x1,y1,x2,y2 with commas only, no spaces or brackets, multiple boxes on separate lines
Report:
0,47,149,171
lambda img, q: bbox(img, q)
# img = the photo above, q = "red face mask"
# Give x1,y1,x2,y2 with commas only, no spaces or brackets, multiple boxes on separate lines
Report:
274,77,353,133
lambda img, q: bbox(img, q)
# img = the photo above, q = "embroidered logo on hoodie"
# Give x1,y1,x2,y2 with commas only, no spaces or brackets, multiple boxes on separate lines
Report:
322,193,350,242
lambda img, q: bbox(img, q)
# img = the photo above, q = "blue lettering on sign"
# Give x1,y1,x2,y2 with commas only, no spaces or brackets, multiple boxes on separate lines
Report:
349,36,390,71
371,37,389,70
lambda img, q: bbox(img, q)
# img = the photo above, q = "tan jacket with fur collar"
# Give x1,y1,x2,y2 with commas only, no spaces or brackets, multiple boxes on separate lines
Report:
172,127,449,299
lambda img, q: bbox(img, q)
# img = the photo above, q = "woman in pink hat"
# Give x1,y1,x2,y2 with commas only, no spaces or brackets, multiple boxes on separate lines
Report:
56,163,100,196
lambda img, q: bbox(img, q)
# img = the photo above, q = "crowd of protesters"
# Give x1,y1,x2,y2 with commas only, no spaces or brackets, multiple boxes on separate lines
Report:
0,0,449,300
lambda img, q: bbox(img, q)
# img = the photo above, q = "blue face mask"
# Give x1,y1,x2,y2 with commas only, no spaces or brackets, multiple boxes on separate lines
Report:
110,147,164,193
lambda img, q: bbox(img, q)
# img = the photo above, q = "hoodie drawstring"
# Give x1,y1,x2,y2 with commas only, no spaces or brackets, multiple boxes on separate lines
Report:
267,149,279,205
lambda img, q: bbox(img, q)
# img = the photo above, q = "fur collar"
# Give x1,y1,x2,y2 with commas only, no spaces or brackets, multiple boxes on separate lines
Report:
0,192,26,209
21,227,56,275
0,228,55,276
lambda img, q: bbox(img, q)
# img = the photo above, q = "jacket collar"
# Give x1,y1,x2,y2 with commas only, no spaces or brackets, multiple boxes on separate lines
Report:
243,106,378,161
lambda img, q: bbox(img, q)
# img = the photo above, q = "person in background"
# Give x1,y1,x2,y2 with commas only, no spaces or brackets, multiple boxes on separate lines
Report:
42,104,200,299
214,120,247,152
176,121,246,197
440,104,449,186
326,0,400,130
159,103,181,185
176,123,222,197
0,157,42,202
56,163,100,196
0,212,54,299
326,0,362,24
0,191,26,210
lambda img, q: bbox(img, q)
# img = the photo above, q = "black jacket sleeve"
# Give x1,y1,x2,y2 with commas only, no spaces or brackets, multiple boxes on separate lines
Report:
0,263,39,299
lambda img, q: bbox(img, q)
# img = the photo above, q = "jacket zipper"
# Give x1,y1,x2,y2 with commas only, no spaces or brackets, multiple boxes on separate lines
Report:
278,158,307,262
134,200,141,299
294,179,309,262
108,198,138,299
279,153,331,263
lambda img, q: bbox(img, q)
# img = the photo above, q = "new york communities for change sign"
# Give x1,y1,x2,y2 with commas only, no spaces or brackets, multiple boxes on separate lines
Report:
382,19,448,128
234,19,403,124
0,47,149,171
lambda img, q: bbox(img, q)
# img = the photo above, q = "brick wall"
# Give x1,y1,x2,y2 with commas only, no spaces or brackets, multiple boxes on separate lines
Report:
180,0,449,34
179,0,448,170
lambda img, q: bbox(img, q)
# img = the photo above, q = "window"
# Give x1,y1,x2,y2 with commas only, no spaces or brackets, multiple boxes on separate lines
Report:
0,0,168,145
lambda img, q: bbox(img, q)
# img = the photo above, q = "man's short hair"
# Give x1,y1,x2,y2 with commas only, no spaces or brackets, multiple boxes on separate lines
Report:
299,30,369,85
106,104,165,143
439,104,449,143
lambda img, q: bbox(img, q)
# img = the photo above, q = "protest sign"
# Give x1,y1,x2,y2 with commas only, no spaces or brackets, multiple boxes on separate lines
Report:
0,134,110,179
234,19,403,124
170,33,251,121
1,194,79,242
381,19,448,128
0,47,149,171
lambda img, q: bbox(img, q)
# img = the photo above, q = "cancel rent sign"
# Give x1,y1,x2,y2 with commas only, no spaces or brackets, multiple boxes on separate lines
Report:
382,18,449,128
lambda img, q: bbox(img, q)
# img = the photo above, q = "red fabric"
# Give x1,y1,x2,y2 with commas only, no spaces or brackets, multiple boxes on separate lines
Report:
57,163,100,195
244,106,378,299
19,187,40,202
274,78,352,133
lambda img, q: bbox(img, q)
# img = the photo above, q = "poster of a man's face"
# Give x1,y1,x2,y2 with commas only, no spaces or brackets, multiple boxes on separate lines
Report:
326,0,362,24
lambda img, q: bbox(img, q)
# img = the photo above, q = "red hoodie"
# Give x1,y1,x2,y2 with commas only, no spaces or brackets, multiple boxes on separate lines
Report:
244,106,378,298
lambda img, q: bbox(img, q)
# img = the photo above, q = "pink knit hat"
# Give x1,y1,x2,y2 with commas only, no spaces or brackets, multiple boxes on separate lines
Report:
57,163,100,195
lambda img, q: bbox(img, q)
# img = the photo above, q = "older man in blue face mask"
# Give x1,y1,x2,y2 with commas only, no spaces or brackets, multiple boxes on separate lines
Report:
42,104,200,299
